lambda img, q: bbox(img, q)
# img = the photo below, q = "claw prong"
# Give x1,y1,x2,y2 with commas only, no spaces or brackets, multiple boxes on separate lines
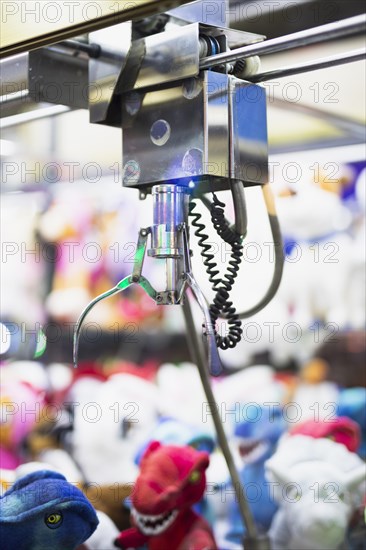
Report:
72,279,133,368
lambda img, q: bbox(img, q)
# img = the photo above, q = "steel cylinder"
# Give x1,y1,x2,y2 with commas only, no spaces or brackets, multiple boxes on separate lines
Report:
148,184,189,258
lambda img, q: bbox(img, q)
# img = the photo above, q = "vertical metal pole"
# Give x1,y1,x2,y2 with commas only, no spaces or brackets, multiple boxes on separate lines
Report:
183,298,268,548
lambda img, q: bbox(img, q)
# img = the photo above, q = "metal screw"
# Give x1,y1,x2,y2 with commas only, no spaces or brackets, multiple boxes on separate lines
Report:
150,119,171,146
156,294,163,303
123,160,140,184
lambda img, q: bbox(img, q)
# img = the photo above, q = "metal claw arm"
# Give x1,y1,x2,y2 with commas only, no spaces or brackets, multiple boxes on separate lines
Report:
186,274,223,376
73,276,133,368
73,228,157,368
181,223,223,376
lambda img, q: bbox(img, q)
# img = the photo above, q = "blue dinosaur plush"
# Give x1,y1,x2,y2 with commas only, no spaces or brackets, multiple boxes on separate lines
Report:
225,405,286,546
134,417,215,465
0,470,99,550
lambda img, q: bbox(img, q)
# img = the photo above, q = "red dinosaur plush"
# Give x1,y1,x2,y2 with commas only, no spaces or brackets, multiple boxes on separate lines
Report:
114,441,217,550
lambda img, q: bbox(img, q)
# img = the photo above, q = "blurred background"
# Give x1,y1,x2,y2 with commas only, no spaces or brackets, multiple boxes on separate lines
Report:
0,1,365,548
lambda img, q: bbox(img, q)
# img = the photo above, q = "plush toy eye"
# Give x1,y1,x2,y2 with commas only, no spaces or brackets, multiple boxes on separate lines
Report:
287,486,301,502
188,471,201,483
45,512,63,529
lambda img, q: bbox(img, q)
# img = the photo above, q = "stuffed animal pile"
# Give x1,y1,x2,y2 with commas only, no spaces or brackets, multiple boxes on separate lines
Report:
1,359,365,549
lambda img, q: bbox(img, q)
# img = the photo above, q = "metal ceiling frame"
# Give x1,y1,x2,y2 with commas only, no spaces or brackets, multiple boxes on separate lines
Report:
0,9,365,152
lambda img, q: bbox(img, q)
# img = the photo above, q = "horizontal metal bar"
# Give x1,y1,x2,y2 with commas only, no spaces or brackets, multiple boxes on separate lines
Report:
57,39,101,59
0,53,28,95
0,90,36,118
200,14,366,69
0,89,29,104
250,48,366,83
0,0,192,59
269,135,365,155
0,105,70,129
271,96,366,141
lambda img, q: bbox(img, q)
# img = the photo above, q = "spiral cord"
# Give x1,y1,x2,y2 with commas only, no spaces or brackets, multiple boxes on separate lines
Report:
189,200,221,290
189,195,244,350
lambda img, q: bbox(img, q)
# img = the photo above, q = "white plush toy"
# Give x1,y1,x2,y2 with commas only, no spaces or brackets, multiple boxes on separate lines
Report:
265,434,366,550
275,182,359,332
70,373,159,484
84,510,120,550
157,362,216,433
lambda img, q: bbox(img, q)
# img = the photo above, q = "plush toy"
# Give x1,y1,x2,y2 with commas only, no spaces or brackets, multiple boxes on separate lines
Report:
84,510,120,550
337,387,366,458
275,181,356,332
289,416,360,452
225,405,286,546
157,363,216,433
214,366,286,418
1,461,120,550
69,372,159,485
1,194,45,327
287,358,340,424
0,470,99,550
114,441,217,550
134,417,216,465
134,418,216,525
43,371,157,531
0,381,45,470
265,434,366,550
38,199,97,323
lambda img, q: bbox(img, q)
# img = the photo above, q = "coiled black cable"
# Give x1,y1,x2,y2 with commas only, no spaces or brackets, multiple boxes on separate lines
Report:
190,194,244,350
189,200,221,290
198,185,284,320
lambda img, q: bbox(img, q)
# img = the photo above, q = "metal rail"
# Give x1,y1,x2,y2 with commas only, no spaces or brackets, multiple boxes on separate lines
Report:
250,48,366,83
0,0,193,58
200,14,366,69
57,39,101,59
271,96,366,141
0,104,70,129
1,16,365,139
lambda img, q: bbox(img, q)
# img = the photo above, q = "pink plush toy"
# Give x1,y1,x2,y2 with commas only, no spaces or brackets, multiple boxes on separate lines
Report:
290,416,360,453
0,382,44,469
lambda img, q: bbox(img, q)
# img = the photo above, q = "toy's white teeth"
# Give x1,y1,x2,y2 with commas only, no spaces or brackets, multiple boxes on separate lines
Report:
240,441,270,463
131,507,179,536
